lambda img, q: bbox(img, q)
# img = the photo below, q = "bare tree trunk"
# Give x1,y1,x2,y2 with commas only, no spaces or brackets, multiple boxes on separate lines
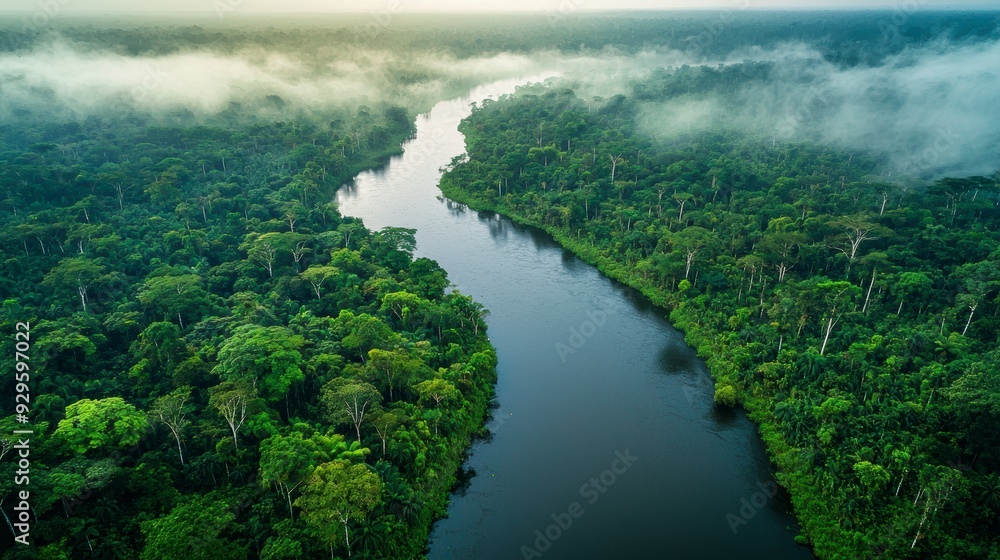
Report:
962,304,977,335
170,427,185,465
820,315,837,355
344,518,352,557
911,492,932,549
863,268,876,314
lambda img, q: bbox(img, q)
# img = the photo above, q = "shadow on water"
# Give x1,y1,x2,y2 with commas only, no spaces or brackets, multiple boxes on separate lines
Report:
450,464,477,497
708,402,742,428
657,337,700,375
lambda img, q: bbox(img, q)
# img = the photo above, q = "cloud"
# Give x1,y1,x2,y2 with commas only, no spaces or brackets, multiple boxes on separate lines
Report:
0,32,691,126
0,36,559,121
2,27,996,179
638,38,1000,178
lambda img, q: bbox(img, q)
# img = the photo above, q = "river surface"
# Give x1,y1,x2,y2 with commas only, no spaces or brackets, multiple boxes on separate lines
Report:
336,79,814,560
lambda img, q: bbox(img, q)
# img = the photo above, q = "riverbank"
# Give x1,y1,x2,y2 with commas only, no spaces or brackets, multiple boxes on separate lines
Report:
338,81,812,560
437,176,841,557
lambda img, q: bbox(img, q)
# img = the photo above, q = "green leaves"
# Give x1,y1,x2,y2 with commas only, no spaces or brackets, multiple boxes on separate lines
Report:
0,79,494,559
293,460,382,553
137,274,214,329
212,325,305,402
322,378,383,443
437,76,1000,558
853,461,890,499
54,397,146,455
149,387,194,464
140,495,243,560
208,380,257,451
41,257,105,312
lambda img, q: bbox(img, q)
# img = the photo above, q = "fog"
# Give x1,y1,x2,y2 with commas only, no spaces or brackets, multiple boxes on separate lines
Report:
0,38,546,120
635,38,1000,178
1,20,996,179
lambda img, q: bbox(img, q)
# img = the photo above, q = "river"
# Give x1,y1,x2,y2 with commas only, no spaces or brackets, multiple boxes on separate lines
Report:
335,79,814,560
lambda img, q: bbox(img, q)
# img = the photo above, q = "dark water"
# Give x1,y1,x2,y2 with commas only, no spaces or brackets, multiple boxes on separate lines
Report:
336,79,813,560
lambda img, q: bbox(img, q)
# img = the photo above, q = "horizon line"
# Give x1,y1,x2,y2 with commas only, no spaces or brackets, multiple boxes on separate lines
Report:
1,6,1000,14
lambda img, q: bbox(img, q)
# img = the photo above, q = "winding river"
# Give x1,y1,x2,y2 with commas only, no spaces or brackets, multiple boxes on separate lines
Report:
336,79,814,560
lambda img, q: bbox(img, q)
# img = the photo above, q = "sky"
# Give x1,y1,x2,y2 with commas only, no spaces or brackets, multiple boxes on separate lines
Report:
1,0,999,12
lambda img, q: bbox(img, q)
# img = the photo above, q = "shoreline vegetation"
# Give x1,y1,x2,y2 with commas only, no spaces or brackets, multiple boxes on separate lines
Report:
438,77,1000,559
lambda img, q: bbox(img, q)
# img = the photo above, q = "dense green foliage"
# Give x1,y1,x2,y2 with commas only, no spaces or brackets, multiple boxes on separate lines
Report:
440,74,1000,558
0,102,497,558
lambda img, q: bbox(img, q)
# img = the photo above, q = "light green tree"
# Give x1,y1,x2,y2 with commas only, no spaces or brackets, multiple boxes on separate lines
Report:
212,325,305,403
293,460,381,558
54,397,146,454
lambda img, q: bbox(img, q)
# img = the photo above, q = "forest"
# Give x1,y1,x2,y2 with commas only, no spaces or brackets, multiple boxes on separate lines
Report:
439,64,1000,559
1,10,999,560
0,73,498,559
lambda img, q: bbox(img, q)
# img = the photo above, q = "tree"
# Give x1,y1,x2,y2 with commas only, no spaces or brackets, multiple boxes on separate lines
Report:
137,274,213,329
140,494,243,560
208,380,256,451
759,221,806,283
608,153,624,185
414,377,458,435
322,378,382,443
212,325,305,403
371,227,417,270
894,271,933,315
379,291,428,328
293,460,381,558
365,348,420,401
242,234,279,278
830,216,886,277
369,409,402,456
952,259,1000,336
54,397,147,455
669,226,718,280
943,351,1000,455
414,377,458,408
334,311,400,363
853,461,890,500
811,280,861,355
42,257,105,312
259,429,365,519
300,265,340,300
148,387,193,465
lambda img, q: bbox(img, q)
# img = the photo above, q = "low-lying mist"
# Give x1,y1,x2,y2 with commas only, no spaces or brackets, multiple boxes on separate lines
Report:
637,38,1000,179
1,16,996,180
0,37,544,121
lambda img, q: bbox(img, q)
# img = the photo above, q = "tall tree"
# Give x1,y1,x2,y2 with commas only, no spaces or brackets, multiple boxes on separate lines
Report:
294,460,381,558
148,386,193,465
42,257,105,312
322,378,382,443
208,380,256,451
